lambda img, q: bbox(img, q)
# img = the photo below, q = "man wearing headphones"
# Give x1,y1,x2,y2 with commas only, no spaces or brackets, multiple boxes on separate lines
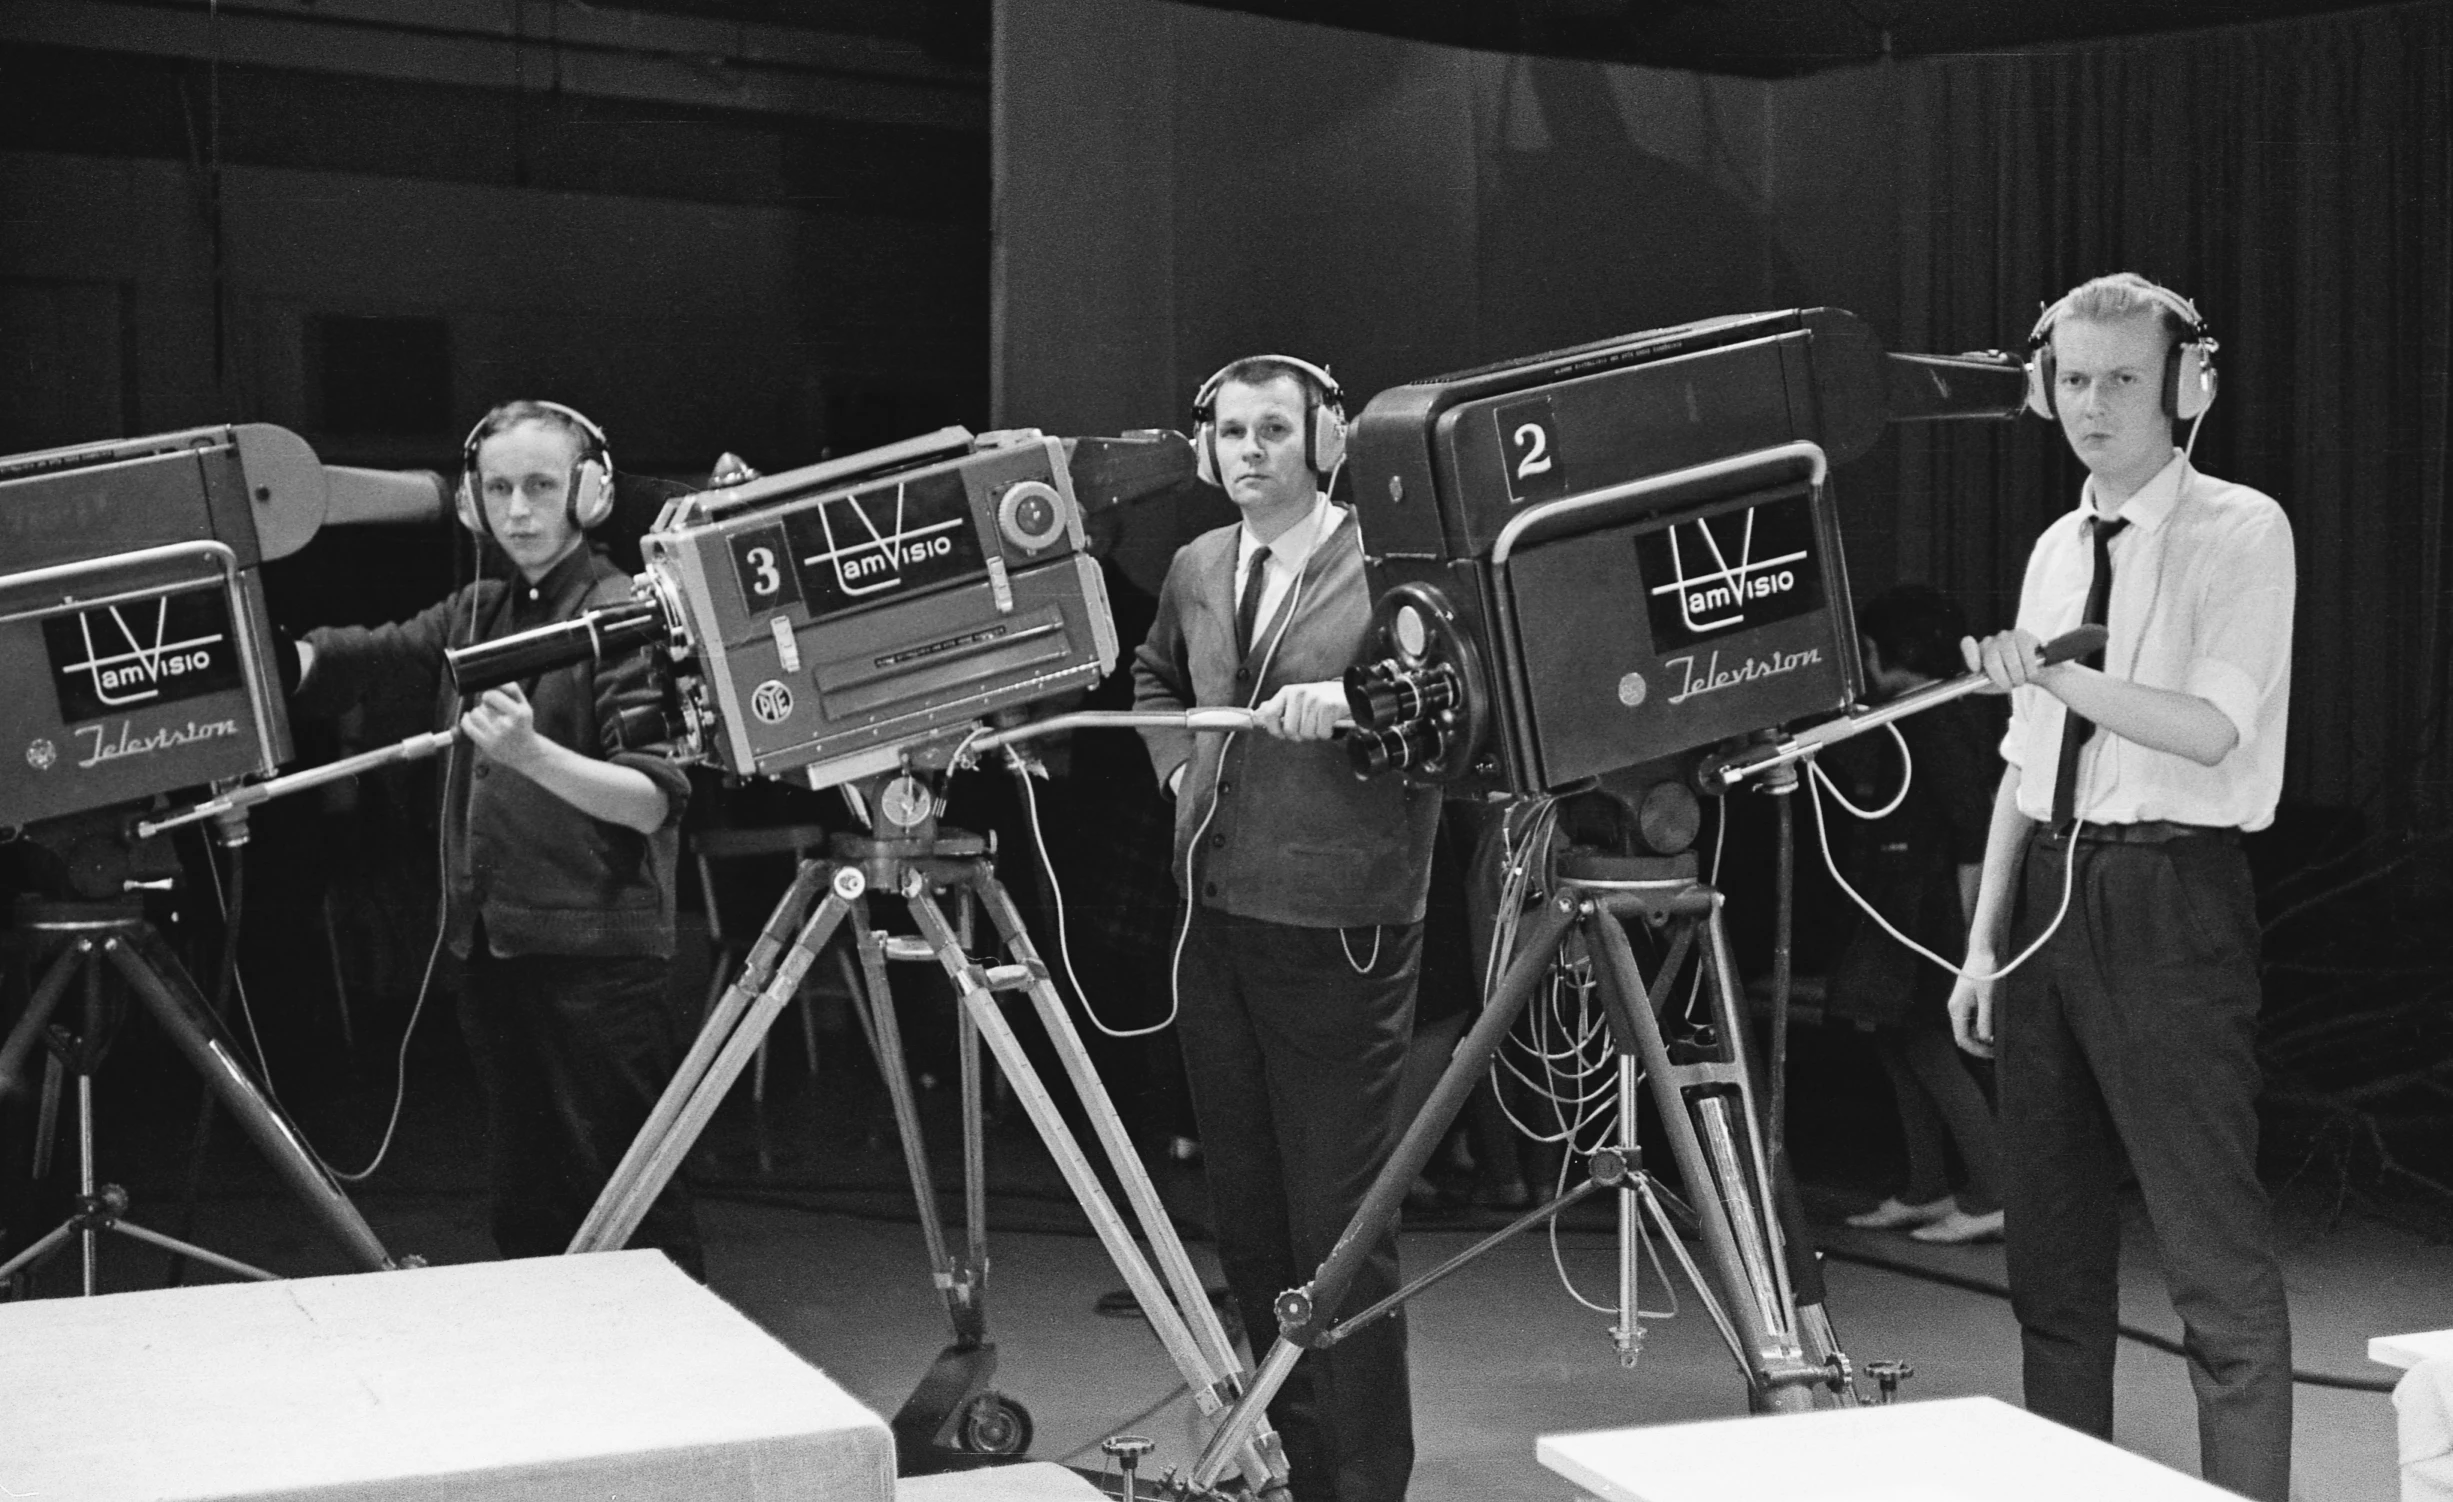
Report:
1132,356,1439,1502
291,400,702,1278
1951,275,2295,1498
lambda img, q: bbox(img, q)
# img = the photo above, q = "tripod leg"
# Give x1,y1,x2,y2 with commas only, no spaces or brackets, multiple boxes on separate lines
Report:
1189,893,1581,1496
572,860,828,1251
1583,897,1830,1412
0,1221,73,1284
1615,1053,1642,1366
957,990,988,1301
970,880,1249,1385
849,914,966,1327
574,885,856,1253
105,929,393,1273
0,939,84,1100
32,1053,63,1179
907,890,1289,1489
109,1219,278,1282
77,1072,96,1295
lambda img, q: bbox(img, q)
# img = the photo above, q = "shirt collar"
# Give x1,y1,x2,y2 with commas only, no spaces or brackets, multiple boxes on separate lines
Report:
1237,493,1338,574
2081,449,2190,535
519,542,599,609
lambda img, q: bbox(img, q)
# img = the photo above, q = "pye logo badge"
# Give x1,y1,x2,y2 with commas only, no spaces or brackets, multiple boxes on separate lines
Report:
27,738,57,772
1617,672,1647,708
749,679,795,725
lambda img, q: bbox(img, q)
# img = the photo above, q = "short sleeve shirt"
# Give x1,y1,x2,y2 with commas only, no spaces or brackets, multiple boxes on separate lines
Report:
2001,451,2295,831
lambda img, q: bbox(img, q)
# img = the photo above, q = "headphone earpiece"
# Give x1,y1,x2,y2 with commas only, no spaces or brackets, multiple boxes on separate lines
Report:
1312,402,1347,475
2024,276,2219,423
2168,341,2217,421
1192,354,1347,488
456,400,616,536
567,455,614,529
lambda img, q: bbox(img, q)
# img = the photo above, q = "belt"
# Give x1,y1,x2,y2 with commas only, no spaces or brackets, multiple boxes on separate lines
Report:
2039,819,2238,846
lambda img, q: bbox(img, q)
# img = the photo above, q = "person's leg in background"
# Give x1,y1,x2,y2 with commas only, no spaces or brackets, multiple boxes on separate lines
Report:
1860,1026,1957,1218
1899,1022,2004,1225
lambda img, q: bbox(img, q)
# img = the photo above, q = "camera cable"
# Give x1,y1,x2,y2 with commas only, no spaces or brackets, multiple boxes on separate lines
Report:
1803,726,2079,989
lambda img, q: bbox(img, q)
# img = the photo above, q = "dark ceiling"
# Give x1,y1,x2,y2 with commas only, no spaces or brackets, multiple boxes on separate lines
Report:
625,0,2411,78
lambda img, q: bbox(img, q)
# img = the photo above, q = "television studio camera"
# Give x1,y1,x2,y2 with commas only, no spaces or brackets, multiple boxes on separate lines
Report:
0,423,443,1290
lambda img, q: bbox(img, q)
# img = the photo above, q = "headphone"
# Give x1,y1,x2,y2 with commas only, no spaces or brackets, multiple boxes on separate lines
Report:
2025,275,2219,423
454,400,616,535
1192,354,1348,488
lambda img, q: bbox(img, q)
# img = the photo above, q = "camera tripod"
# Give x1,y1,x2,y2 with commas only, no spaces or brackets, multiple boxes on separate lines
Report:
1184,847,1858,1496
570,771,1290,1495
0,898,397,1294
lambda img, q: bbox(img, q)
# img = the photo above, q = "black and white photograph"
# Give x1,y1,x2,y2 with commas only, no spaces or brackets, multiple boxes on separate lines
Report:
1,2,2449,1499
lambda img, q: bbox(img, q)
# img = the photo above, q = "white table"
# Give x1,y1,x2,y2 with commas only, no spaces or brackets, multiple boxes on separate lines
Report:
0,1250,895,1502
2374,1329,2453,1371
2374,1329,2453,1501
897,1463,1108,1499
1538,1395,2236,1501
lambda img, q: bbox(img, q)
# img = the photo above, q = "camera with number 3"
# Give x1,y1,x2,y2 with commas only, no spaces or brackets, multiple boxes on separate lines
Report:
447,426,1192,790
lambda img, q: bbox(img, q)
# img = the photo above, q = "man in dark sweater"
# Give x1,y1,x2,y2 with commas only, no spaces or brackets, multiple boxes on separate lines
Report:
293,400,701,1278
1133,356,1440,1502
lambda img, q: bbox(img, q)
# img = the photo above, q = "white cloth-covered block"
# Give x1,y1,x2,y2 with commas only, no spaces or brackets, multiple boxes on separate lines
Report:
2397,1356,2453,1502
897,1461,1109,1499
1540,1396,2238,1500
0,1251,894,1502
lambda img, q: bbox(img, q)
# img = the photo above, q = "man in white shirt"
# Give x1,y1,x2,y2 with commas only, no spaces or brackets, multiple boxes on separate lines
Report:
1952,274,2295,1500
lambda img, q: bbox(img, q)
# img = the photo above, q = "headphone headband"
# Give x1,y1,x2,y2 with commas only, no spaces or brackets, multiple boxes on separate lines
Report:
2027,275,2211,349
461,399,610,471
1192,354,1346,422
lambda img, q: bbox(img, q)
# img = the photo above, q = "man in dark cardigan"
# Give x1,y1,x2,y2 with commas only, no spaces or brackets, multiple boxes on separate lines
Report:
1133,355,1439,1502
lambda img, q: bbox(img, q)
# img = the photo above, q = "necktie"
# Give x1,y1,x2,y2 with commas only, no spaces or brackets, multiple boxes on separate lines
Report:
2050,516,2131,828
1235,544,1272,659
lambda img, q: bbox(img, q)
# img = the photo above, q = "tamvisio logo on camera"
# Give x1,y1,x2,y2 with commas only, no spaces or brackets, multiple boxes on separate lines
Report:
43,594,246,723
780,469,985,621
1632,493,1826,653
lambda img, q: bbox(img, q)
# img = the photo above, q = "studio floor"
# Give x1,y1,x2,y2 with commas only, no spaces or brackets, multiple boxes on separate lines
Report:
4,999,2447,1502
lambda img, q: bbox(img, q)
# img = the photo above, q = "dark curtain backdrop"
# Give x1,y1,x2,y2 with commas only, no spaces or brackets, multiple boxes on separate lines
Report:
1892,0,2453,824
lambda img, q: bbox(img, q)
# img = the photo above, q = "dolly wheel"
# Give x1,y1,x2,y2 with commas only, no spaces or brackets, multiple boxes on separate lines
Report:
960,1392,1032,1455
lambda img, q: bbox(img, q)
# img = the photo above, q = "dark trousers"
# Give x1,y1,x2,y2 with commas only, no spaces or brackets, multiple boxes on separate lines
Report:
459,947,704,1281
1177,907,1418,1502
1875,1021,2002,1215
2000,833,2290,1500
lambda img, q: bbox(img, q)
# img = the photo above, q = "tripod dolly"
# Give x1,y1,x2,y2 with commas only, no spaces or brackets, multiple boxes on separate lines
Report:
570,755,1292,1494
1184,847,1856,1494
